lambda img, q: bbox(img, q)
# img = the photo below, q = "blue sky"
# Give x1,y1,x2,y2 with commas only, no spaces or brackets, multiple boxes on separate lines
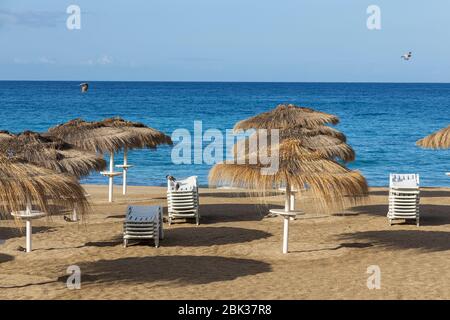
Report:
0,0,449,82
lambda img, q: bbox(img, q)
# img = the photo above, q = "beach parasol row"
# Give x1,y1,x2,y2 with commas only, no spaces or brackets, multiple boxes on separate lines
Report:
0,118,172,252
48,118,172,202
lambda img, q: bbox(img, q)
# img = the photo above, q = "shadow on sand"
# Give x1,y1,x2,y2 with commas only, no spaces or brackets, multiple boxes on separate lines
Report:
370,188,450,198
106,202,284,223
58,255,272,286
288,242,374,253
0,253,14,264
198,203,283,224
81,226,272,248
338,230,450,252
349,204,450,226
200,191,282,198
0,226,56,240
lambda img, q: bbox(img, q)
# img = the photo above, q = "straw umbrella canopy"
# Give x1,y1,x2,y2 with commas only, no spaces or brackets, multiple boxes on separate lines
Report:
99,118,173,149
416,125,450,149
233,104,354,161
48,118,172,201
234,104,339,131
234,127,354,162
48,119,140,153
0,154,89,252
0,130,14,141
211,139,367,207
0,131,106,178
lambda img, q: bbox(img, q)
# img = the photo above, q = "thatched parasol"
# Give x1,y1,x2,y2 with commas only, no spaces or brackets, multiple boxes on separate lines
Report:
0,131,106,178
0,130,14,141
212,139,367,205
416,125,450,149
48,119,139,153
234,104,339,131
234,128,354,162
210,139,367,253
48,118,172,201
98,118,173,196
0,154,89,252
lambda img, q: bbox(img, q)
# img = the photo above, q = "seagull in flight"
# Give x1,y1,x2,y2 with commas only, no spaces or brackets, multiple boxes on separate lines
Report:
79,82,89,93
401,52,412,61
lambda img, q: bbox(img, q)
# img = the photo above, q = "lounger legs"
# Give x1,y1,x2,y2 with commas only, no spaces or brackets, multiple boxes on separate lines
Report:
416,218,420,227
123,239,128,247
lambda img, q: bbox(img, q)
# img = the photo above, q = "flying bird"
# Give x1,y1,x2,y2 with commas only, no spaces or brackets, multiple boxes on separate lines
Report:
401,52,412,61
79,82,89,93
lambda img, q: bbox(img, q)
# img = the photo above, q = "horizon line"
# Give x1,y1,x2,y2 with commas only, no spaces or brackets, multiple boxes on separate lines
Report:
1,80,450,84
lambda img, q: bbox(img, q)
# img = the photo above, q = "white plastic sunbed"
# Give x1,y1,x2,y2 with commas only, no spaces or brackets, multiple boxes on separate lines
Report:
123,205,163,247
387,173,420,226
167,176,200,225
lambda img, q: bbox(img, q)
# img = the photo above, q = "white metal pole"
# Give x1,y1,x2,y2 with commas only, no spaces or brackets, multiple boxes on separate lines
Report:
122,148,128,195
72,207,77,221
26,199,32,253
283,183,291,254
108,152,114,202
283,216,289,254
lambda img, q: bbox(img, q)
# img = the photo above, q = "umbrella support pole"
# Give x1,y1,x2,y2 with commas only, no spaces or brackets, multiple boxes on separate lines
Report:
101,153,122,203
26,219,32,253
123,149,128,195
108,153,114,202
26,200,32,253
282,185,291,254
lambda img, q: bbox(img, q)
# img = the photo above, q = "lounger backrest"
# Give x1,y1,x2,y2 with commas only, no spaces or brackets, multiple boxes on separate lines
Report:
389,173,419,189
167,176,198,192
126,205,160,222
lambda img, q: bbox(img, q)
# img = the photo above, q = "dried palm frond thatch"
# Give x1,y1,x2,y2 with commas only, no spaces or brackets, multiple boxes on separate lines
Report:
98,117,173,149
210,139,368,211
416,125,450,149
278,125,347,142
0,131,106,178
234,104,339,131
48,118,172,153
48,119,141,153
0,154,89,219
233,129,355,162
0,130,14,141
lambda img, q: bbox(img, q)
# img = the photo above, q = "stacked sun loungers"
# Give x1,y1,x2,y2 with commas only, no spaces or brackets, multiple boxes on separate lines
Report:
123,205,164,247
167,176,200,225
387,173,420,226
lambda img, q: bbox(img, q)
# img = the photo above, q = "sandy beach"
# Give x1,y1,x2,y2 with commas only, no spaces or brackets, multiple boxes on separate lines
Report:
0,185,449,300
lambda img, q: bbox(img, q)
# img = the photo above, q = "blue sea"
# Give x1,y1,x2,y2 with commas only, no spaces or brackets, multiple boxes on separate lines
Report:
1,81,450,187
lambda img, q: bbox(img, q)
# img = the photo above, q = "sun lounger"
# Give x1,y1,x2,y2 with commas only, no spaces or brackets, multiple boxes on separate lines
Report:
123,205,163,247
387,173,420,226
167,176,200,225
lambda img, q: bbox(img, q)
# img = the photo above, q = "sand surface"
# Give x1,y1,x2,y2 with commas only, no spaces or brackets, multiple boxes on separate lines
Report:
0,185,449,299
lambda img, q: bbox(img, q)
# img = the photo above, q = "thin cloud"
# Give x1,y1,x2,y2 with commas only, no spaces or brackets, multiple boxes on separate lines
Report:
13,57,57,65
81,55,114,66
0,9,63,28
